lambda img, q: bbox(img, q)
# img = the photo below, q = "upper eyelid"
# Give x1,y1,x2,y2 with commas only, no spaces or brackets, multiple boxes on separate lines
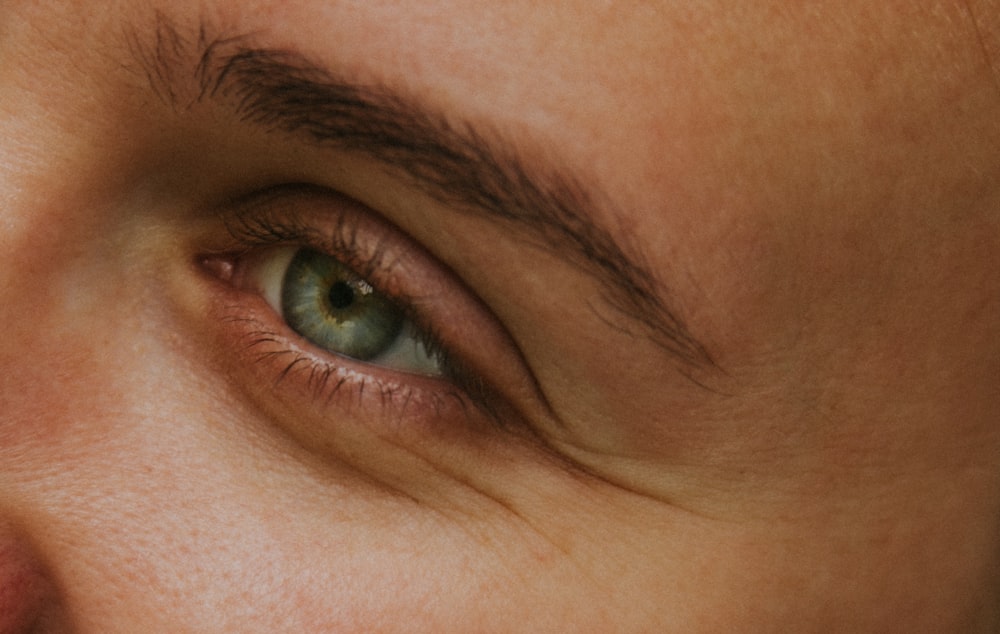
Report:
220,185,409,291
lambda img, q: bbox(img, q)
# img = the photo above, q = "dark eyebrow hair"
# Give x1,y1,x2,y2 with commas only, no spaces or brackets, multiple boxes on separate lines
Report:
131,20,716,376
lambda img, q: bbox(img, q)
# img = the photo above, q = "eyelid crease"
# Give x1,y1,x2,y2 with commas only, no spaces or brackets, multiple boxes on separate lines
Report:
205,184,558,430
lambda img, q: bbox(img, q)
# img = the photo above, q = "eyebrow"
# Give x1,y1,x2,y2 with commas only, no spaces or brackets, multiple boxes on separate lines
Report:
131,20,716,374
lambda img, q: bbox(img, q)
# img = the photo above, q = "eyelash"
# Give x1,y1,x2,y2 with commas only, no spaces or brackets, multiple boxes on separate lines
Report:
199,191,502,430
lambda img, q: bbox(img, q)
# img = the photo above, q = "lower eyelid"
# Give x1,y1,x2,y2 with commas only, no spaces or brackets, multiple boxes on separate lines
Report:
203,284,499,441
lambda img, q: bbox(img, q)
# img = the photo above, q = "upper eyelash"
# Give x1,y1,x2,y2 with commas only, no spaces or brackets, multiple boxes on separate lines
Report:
224,208,403,288
224,211,321,250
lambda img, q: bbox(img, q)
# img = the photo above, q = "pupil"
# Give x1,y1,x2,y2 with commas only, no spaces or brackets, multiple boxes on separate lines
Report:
327,281,355,310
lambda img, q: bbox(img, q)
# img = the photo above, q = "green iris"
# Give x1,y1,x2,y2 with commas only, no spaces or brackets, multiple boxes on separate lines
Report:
281,249,405,361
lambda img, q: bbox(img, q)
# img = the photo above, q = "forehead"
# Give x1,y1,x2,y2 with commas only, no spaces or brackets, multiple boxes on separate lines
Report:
15,1,981,173
7,0,994,302
8,0,991,301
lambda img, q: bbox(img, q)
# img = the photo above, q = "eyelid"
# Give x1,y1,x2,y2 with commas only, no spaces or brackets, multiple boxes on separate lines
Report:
198,185,548,433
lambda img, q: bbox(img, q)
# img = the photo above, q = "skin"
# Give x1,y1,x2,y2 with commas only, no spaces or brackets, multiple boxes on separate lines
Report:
1,0,999,631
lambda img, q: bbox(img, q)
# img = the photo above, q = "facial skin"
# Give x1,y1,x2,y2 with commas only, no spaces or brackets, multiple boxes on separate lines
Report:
1,0,998,631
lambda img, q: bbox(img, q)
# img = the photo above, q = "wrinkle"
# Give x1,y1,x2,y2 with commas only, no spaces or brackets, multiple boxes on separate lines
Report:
961,0,1000,98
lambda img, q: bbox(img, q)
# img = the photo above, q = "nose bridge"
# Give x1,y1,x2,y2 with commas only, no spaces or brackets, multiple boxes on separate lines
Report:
0,161,113,422
0,70,143,634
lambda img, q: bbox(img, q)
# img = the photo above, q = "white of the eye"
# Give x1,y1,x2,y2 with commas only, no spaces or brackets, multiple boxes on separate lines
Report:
255,247,445,377
369,323,444,376
257,246,298,312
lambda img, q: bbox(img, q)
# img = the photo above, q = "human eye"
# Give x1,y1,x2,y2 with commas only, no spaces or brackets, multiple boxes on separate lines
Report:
193,184,530,433
259,246,444,377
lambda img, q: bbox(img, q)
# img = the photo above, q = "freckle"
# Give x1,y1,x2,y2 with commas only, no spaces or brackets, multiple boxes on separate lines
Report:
532,546,556,565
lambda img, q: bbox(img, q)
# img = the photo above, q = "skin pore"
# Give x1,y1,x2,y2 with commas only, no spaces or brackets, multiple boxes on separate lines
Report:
1,0,999,631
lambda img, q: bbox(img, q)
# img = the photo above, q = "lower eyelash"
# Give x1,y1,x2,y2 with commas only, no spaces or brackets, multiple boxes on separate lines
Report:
250,336,416,411
223,309,484,432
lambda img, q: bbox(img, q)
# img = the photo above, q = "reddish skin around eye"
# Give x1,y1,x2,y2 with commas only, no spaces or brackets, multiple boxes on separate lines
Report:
0,536,49,632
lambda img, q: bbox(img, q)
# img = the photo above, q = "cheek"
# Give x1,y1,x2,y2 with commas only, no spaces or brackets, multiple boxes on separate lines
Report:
0,272,132,471
0,305,558,628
